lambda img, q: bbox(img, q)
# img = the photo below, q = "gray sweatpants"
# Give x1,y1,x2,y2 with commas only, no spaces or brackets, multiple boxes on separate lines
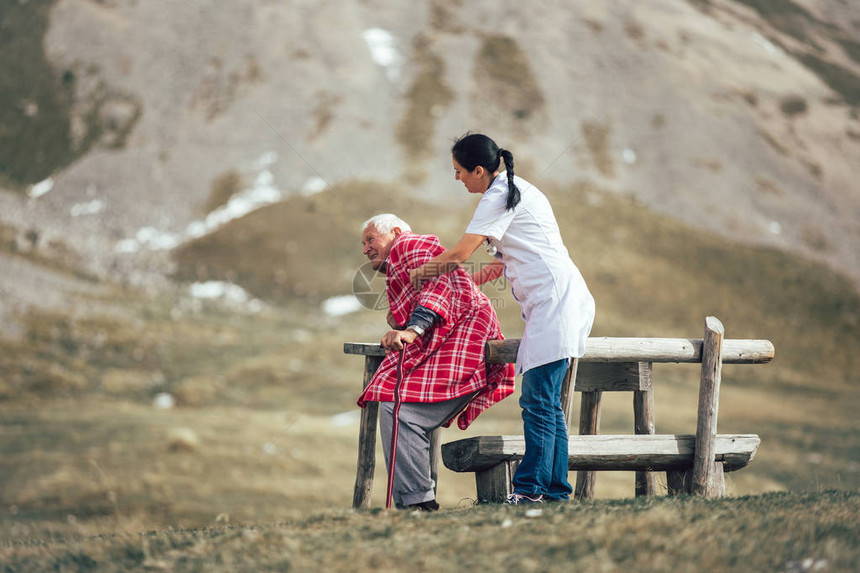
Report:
379,394,473,508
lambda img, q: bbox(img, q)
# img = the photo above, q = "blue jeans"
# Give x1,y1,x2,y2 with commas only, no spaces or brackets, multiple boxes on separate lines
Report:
512,358,572,501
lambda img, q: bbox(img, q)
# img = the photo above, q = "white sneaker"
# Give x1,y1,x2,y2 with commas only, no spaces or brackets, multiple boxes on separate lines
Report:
504,492,544,505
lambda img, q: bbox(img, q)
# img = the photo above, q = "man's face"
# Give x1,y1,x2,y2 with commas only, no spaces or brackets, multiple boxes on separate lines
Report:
362,224,400,271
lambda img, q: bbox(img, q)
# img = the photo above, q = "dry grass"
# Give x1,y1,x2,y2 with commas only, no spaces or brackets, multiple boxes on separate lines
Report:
202,170,243,215
1,181,859,567
581,121,617,178
795,52,860,106
840,38,860,66
0,227,100,283
780,95,808,117
2,492,857,572
308,90,341,139
471,34,547,134
396,35,455,166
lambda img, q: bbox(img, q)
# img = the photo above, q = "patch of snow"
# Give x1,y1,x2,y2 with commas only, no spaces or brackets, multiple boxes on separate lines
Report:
622,148,637,165
322,295,362,316
254,150,278,170
70,199,105,217
292,329,312,343
28,178,54,199
114,239,140,254
117,151,283,252
261,442,277,455
136,227,181,250
769,221,782,235
330,410,361,427
186,175,282,239
190,281,250,304
363,28,403,82
785,558,829,573
751,33,783,57
301,176,327,196
153,392,175,409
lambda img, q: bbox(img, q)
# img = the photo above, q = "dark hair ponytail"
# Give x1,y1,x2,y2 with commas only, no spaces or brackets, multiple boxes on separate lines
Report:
452,133,521,211
498,148,520,210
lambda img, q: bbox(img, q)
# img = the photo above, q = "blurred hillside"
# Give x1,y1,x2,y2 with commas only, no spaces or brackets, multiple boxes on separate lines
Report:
1,0,859,545
2,0,860,331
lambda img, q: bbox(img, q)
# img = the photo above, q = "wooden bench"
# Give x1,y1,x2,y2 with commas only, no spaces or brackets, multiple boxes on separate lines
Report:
443,317,773,502
443,434,761,501
344,317,774,506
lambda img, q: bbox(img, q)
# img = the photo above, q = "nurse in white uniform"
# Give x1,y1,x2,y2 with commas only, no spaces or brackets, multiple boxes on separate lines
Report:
410,133,595,504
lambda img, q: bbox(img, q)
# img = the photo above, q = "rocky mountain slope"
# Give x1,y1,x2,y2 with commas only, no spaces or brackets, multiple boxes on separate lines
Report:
1,0,859,329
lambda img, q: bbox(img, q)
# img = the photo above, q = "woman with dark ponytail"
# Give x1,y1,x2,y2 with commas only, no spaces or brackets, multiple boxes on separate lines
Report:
411,133,595,505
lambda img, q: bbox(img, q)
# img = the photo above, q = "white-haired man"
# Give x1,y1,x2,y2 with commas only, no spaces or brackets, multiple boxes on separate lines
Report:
357,214,515,510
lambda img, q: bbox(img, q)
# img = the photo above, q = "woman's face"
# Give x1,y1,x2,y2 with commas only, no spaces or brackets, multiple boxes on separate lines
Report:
452,157,490,195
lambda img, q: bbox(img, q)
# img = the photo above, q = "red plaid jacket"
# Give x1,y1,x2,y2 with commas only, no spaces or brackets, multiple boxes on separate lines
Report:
357,232,515,430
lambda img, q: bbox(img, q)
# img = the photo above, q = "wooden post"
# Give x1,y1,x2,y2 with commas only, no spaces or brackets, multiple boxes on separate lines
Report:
691,317,725,497
475,461,519,503
666,470,691,496
574,390,602,499
633,362,657,496
559,359,579,430
713,462,726,496
352,354,383,508
429,427,442,495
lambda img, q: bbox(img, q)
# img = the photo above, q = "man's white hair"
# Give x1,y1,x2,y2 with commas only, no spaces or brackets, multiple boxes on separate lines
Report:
361,213,412,234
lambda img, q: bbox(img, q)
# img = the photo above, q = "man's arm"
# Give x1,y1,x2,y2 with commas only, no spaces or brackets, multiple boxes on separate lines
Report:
386,311,401,329
405,304,441,334
380,305,441,352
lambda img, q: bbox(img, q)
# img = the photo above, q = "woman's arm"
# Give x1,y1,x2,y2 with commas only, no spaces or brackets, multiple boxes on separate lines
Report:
409,233,486,289
471,259,505,286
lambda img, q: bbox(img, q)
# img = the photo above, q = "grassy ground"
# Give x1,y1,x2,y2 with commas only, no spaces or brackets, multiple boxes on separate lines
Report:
2,491,857,572
1,181,858,567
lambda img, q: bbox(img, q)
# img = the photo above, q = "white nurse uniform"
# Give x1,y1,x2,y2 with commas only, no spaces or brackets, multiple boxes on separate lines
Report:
466,173,595,375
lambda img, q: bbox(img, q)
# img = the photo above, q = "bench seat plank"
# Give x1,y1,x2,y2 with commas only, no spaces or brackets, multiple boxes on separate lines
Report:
442,434,760,473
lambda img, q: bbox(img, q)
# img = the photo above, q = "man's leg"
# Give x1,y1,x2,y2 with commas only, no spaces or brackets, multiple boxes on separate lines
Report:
512,358,572,500
378,394,472,508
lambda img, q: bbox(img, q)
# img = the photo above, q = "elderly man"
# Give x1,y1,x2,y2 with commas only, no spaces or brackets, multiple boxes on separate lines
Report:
357,214,515,511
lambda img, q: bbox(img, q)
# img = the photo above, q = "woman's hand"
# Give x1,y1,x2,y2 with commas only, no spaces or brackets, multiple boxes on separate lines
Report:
381,329,419,352
409,234,487,290
471,260,505,286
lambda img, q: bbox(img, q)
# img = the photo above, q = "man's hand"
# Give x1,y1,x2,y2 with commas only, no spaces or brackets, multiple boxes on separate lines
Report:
380,329,419,352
